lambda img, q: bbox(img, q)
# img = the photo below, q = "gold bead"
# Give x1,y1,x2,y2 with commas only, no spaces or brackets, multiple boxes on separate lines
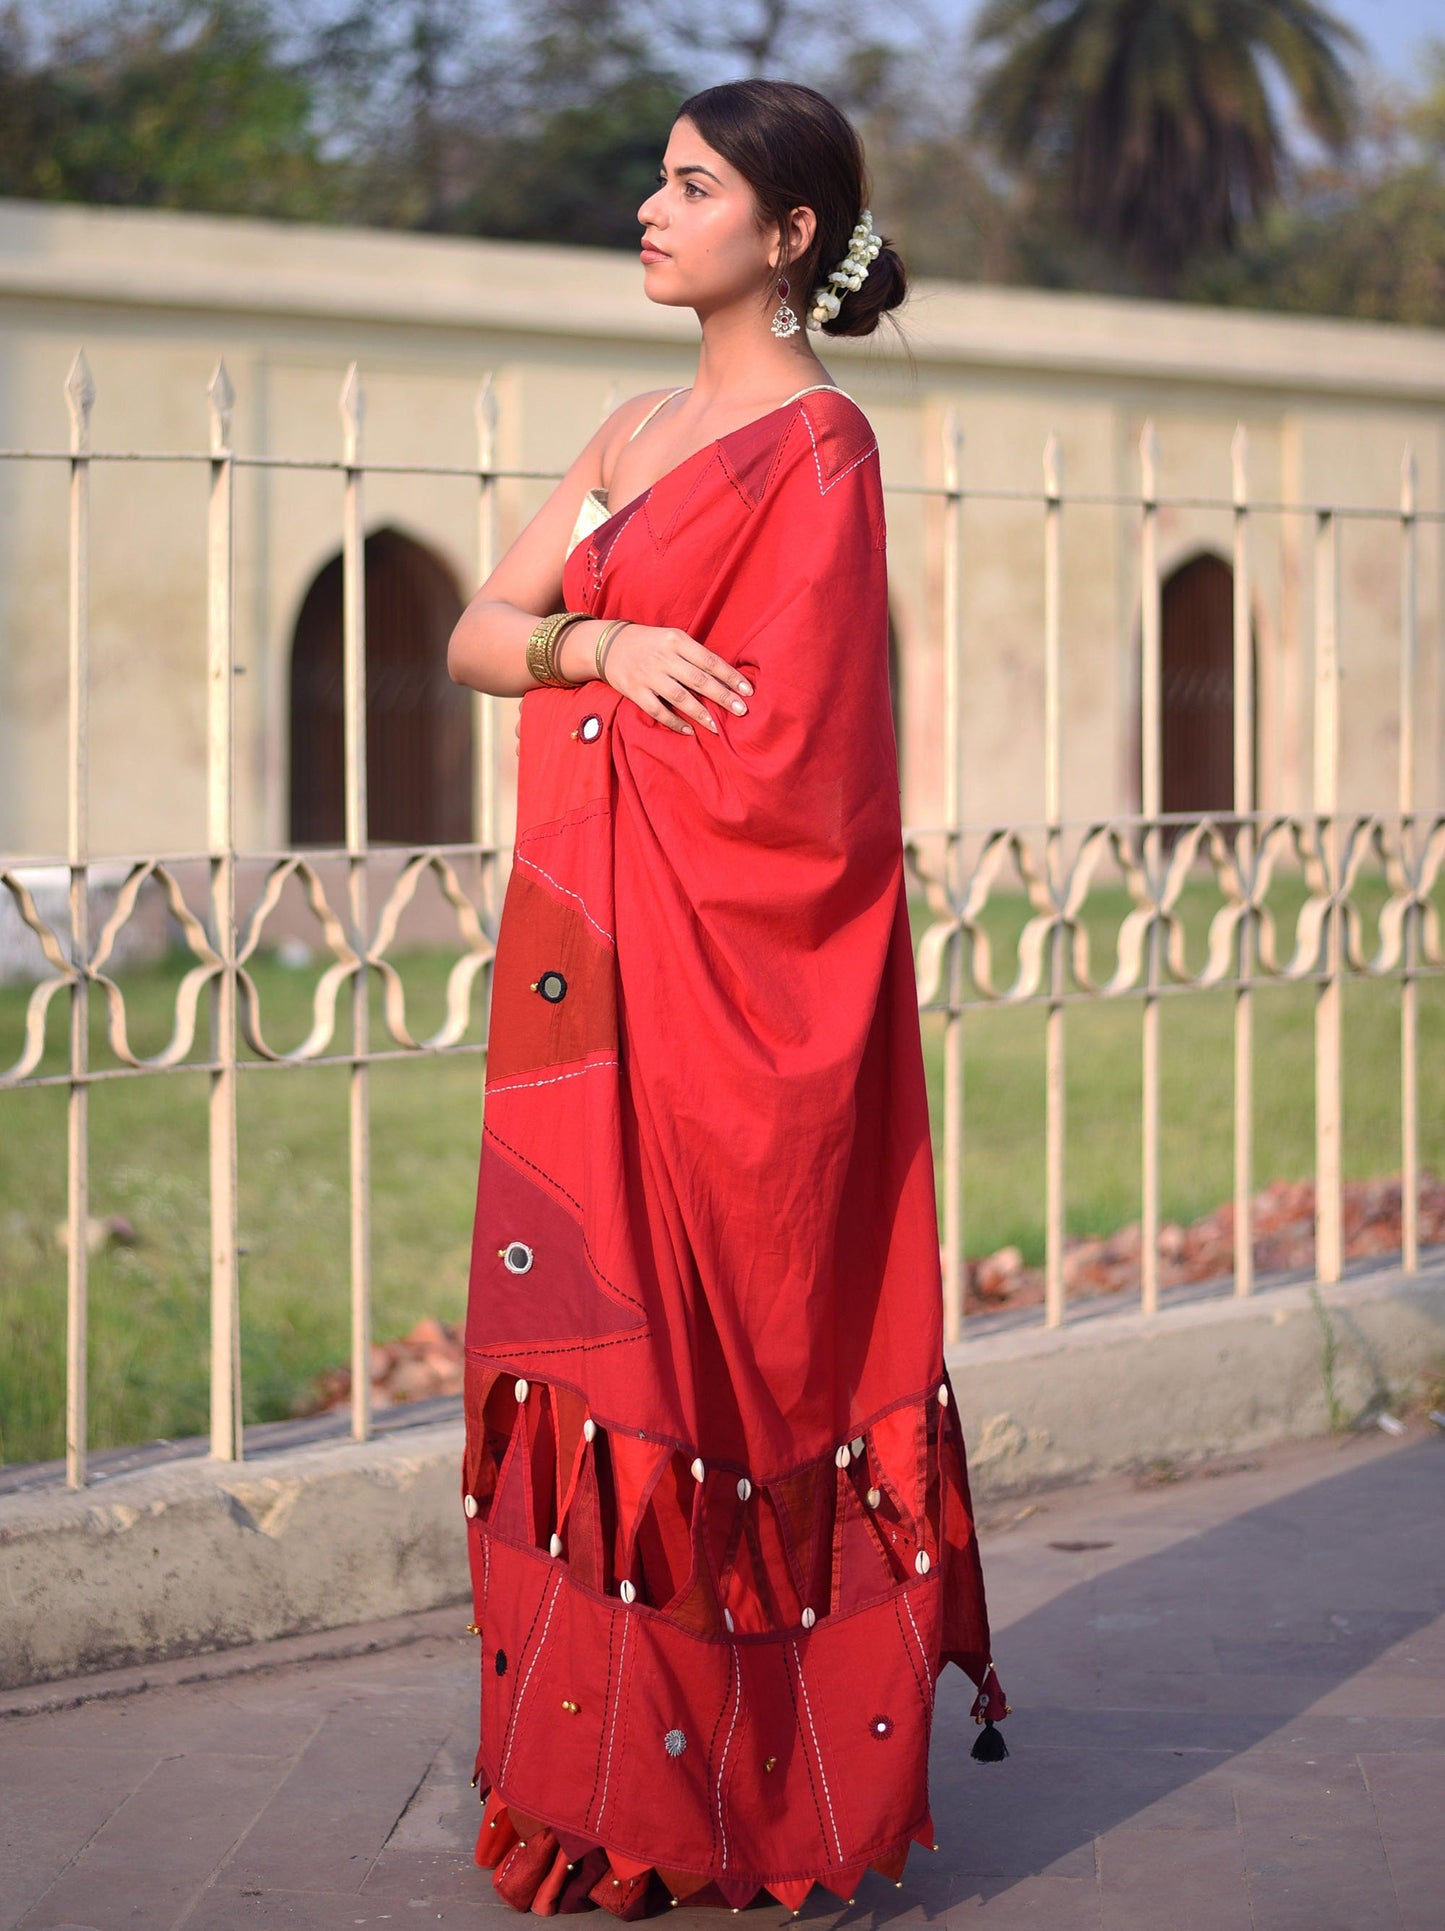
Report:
932,1842,939,1851
848,1899,855,1905
561,1697,580,1713
466,1622,481,1635
529,981,538,991
763,1755,776,1771
895,1880,903,1888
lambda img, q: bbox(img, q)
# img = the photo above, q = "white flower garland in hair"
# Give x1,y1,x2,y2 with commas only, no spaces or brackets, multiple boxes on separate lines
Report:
807,209,883,328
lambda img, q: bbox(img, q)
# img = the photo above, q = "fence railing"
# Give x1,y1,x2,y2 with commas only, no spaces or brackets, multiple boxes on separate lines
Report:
2,355,1442,1486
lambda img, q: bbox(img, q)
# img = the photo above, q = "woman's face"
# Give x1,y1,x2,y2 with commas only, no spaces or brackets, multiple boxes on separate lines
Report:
636,118,783,317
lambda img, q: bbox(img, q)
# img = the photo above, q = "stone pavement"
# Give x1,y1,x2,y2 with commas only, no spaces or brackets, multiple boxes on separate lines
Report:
2,1426,1442,1930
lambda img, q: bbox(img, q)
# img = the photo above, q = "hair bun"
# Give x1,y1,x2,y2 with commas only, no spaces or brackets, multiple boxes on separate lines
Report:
821,239,907,339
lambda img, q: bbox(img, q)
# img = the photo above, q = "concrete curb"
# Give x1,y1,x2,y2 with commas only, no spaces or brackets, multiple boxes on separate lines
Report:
2,1257,1442,1690
947,1253,1445,1494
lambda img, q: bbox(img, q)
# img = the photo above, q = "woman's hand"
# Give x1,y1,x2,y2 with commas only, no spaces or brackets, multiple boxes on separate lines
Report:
597,623,752,736
510,621,753,742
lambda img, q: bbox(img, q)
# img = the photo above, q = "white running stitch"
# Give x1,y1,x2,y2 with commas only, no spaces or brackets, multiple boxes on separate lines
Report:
714,1651,742,1869
482,1533,491,1614
592,1607,631,1833
902,1583,935,1697
487,1058,618,1096
791,1639,844,1865
515,852,615,945
499,1571,563,1784
797,402,878,497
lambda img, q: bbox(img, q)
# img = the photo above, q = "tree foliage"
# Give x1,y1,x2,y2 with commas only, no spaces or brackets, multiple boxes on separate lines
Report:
0,0,329,216
968,0,1361,290
1187,52,1445,326
0,0,1440,327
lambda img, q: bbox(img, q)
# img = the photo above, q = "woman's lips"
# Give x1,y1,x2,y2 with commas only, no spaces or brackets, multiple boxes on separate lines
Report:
640,244,669,262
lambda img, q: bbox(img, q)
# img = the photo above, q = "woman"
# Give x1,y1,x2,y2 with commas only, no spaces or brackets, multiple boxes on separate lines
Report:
446,77,1009,1921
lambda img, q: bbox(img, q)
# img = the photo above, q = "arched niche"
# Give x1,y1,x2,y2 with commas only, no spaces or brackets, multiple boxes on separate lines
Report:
1133,551,1259,834
289,528,469,846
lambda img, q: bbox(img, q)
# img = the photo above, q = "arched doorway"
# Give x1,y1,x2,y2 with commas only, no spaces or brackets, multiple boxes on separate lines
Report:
1138,553,1258,833
289,529,469,846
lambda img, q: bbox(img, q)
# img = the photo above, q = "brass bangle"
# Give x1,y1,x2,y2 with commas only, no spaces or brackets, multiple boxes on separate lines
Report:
544,612,589,687
594,619,628,683
524,612,566,685
526,610,588,688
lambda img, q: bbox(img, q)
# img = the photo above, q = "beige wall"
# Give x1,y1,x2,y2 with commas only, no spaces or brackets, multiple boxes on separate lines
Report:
1,196,1442,863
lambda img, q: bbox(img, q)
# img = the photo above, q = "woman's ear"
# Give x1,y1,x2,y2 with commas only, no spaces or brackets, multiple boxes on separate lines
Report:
787,204,817,266
768,206,817,276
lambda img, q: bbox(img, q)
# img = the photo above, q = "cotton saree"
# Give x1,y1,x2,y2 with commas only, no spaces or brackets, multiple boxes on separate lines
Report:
462,385,1007,1917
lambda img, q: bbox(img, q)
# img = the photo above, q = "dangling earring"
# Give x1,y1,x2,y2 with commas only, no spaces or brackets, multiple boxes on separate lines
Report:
770,275,800,338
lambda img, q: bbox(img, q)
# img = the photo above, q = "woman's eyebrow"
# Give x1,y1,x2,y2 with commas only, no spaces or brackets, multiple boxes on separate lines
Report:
661,162,723,183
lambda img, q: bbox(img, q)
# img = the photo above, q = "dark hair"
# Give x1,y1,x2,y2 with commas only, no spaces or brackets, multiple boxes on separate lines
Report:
674,79,907,341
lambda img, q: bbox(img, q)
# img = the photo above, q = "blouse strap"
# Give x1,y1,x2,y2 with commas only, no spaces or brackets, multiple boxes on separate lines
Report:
625,386,690,443
781,383,844,405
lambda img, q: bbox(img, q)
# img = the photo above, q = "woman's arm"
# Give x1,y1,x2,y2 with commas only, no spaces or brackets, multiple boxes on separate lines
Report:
447,389,754,733
445,398,648,697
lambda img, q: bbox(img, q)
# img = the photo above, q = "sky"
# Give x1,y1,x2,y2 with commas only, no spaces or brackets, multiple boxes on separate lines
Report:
1328,0,1441,80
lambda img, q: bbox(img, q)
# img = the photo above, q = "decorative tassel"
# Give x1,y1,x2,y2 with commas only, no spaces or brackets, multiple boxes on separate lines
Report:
971,1717,1009,1762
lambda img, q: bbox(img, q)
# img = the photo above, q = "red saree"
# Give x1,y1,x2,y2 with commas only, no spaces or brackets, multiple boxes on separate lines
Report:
462,386,1007,1917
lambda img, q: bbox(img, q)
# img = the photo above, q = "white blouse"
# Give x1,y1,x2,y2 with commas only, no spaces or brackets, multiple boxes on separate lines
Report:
566,485,613,561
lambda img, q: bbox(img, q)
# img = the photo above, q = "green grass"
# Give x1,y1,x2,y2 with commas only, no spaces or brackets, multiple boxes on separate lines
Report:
2,874,1441,1465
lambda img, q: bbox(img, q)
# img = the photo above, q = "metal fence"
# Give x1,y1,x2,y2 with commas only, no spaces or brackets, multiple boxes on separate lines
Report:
2,354,1442,1487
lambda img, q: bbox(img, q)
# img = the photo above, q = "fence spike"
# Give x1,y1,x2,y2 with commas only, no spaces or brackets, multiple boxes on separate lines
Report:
1231,423,1249,508
1042,429,1061,498
339,362,365,465
475,371,497,467
207,358,235,458
65,350,94,454
941,407,962,493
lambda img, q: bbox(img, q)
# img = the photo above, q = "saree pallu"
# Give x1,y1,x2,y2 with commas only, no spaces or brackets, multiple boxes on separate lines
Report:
462,388,1007,1917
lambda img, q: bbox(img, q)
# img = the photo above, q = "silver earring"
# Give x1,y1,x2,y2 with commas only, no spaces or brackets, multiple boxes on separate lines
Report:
770,275,800,338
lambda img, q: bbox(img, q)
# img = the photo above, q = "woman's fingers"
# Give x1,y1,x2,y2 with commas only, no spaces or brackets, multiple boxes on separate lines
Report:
568,624,752,738
658,674,719,734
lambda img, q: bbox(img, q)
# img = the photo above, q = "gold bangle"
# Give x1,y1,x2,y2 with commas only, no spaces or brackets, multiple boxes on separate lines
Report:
545,612,589,687
524,612,566,685
594,619,628,682
526,611,587,688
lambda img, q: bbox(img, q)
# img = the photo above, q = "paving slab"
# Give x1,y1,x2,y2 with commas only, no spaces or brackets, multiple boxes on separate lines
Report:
2,1426,1442,1930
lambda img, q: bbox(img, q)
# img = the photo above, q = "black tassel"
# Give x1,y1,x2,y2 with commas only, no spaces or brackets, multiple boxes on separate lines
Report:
971,1718,1009,1762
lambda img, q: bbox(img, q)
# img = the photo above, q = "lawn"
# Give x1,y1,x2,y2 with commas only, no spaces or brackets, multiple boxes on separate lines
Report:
2,873,1441,1465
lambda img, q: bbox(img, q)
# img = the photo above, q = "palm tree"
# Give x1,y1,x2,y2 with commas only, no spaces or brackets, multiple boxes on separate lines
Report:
969,0,1361,290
